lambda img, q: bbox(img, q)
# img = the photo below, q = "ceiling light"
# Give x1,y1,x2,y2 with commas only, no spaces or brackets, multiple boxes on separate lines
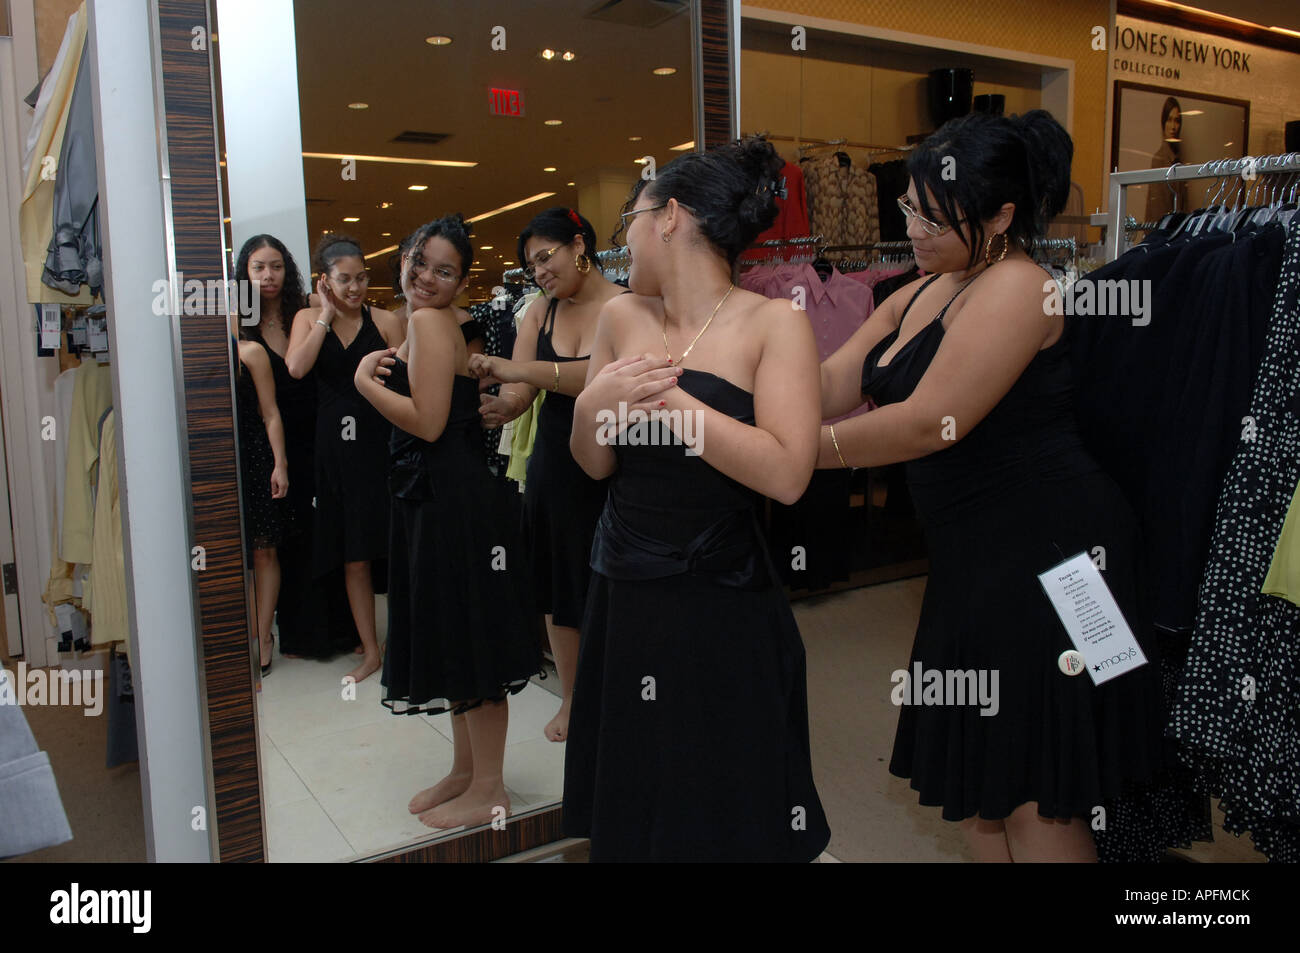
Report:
408,185,428,191
223,217,231,223
653,67,677,76
347,102,368,110
303,152,476,168
467,192,557,224
1180,110,1204,117
381,232,391,237
634,157,649,164
481,245,494,250
543,166,557,172
567,181,575,186
426,35,452,46
364,244,399,260
562,51,576,61
541,48,556,60
670,140,695,151
379,201,393,208
628,136,642,141
343,217,360,222
544,119,563,126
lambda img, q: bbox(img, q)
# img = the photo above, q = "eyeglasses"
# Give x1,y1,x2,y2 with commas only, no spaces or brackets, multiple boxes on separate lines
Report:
897,195,965,237
408,253,460,284
329,273,369,289
523,245,565,281
612,201,696,246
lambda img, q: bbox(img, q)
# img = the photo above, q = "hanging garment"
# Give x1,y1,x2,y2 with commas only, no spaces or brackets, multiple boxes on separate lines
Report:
105,648,138,768
867,159,911,242
739,161,811,262
1169,220,1300,862
43,367,82,616
42,37,101,297
1262,474,1300,606
501,291,544,484
61,358,113,565
85,409,128,648
803,154,880,262
0,691,74,858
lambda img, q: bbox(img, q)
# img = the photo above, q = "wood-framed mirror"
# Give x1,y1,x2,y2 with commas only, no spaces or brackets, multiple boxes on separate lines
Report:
155,0,736,862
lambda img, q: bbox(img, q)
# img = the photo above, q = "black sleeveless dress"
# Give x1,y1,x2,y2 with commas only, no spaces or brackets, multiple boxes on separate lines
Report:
521,297,610,627
562,369,832,861
235,338,290,555
245,326,361,657
312,306,391,578
381,359,542,715
862,275,1164,822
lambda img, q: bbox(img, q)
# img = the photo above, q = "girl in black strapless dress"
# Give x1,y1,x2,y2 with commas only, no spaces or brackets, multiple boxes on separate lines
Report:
816,111,1163,862
471,208,624,744
356,216,541,831
565,140,831,861
286,235,404,685
236,234,360,663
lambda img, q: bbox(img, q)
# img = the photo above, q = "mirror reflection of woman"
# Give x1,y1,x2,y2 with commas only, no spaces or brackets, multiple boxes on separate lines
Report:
355,215,541,829
565,139,831,861
286,235,404,684
392,233,486,357
470,208,623,743
237,235,360,663
1146,96,1189,220
231,330,289,675
817,111,1163,861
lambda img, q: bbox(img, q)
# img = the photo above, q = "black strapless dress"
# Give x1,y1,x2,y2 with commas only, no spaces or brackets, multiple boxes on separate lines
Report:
381,359,542,715
562,369,831,861
862,275,1164,822
521,297,609,628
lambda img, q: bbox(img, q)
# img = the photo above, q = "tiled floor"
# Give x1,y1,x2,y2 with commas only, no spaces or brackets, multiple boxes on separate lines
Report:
257,611,565,863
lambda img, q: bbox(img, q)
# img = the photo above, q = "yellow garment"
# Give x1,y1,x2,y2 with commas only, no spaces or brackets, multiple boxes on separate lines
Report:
44,368,82,619
19,3,92,306
1262,474,1300,607
86,411,128,649
507,390,544,486
61,359,113,565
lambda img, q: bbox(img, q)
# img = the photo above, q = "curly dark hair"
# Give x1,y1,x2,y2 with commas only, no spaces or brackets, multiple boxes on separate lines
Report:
392,214,475,297
234,234,307,335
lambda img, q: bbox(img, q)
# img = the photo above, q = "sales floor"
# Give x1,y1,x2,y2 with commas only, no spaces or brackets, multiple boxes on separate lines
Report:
5,577,1263,863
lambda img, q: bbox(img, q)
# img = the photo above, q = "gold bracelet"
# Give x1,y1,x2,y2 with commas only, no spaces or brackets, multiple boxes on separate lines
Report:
500,390,524,410
552,361,560,392
828,424,848,469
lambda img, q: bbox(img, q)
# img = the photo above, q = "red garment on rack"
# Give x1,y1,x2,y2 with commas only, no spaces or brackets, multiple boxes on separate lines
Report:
738,162,810,263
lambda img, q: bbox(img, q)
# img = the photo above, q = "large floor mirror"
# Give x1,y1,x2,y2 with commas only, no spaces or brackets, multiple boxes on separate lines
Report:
203,0,713,862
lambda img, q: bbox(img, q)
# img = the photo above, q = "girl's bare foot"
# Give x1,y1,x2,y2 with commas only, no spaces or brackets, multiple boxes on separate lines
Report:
345,651,381,684
408,772,472,814
418,783,509,830
543,700,571,742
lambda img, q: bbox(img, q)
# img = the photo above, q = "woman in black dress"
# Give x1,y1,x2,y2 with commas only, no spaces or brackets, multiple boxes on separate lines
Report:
817,111,1164,861
355,215,541,829
286,235,404,684
232,333,289,674
236,235,360,662
471,208,623,743
391,233,486,355
565,138,831,861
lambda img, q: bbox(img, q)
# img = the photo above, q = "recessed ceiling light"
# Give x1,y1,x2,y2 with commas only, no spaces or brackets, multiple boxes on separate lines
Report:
541,48,556,60
628,136,642,141
634,157,649,165
481,245,494,250
670,140,695,151
348,102,368,110
544,119,563,126
408,185,428,191
567,181,575,186
543,167,557,172
426,35,452,46
381,232,391,237
653,67,677,76
562,51,576,61
343,216,360,222
379,201,393,208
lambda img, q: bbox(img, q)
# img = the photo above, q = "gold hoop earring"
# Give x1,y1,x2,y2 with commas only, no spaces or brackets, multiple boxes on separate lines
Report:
575,253,591,274
661,231,671,243
984,232,1009,266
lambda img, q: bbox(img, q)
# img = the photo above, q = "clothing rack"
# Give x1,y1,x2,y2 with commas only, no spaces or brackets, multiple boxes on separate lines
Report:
742,236,1077,268
1105,153,1300,262
501,245,630,285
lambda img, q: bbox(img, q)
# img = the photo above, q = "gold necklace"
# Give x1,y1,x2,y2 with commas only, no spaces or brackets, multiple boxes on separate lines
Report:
663,283,734,367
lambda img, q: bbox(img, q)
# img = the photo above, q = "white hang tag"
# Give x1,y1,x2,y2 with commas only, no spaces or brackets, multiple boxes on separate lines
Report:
1037,551,1148,686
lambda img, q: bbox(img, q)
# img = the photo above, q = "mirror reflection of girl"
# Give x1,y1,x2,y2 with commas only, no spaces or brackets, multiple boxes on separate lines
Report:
565,139,831,861
354,215,541,830
817,111,1163,861
229,323,289,674
392,234,486,358
470,208,623,743
286,235,404,684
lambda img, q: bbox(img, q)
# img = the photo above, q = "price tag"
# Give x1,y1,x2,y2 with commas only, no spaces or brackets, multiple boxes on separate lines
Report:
1037,552,1148,686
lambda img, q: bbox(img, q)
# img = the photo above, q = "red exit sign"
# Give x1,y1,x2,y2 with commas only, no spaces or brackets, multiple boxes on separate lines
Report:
489,87,525,117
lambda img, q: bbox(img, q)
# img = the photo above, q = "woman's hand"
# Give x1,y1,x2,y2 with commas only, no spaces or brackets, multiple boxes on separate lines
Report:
468,353,522,383
355,347,397,389
479,391,524,429
316,276,341,325
270,464,289,499
582,354,682,422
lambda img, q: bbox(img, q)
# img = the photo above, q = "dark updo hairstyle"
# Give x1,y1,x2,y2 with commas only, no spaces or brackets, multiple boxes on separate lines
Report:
234,233,306,335
516,207,600,275
620,136,784,266
907,109,1072,269
390,214,475,296
312,232,365,276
